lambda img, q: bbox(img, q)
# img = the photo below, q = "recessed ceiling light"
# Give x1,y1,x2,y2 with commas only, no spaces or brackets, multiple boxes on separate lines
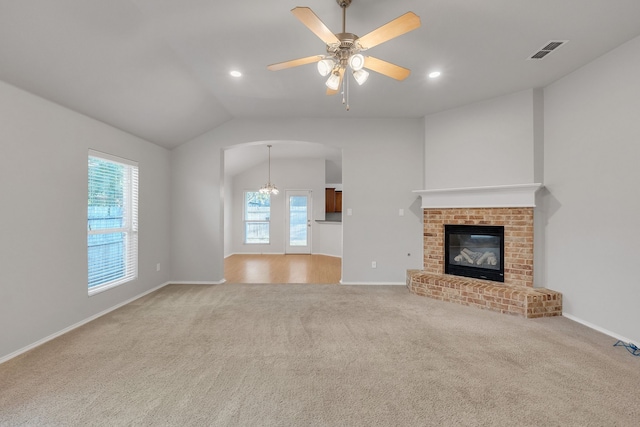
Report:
230,70,242,77
428,71,441,79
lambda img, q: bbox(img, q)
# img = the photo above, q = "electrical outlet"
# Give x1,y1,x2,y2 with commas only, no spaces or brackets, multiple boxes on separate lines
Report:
371,261,377,268
399,208,404,216
156,263,161,272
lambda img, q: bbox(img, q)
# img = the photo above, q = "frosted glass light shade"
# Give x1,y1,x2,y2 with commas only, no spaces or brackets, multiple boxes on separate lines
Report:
317,59,335,76
326,73,341,90
348,54,365,71
353,69,369,85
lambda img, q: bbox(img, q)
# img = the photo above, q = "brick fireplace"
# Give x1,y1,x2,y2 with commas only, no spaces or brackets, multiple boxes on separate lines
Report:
407,184,562,318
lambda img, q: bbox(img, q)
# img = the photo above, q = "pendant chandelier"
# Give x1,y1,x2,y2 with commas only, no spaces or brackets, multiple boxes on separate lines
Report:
259,144,279,195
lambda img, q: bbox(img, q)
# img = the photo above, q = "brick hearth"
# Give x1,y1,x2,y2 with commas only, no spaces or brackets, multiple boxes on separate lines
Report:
407,205,562,318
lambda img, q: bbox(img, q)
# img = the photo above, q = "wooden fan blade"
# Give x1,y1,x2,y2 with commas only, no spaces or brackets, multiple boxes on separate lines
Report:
267,55,324,71
326,68,345,96
291,7,340,45
364,56,411,81
357,12,421,50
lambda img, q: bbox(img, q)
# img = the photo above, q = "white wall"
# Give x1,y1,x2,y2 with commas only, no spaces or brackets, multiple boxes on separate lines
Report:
171,118,424,284
0,81,171,361
171,136,223,282
424,89,541,189
314,223,342,258
223,174,233,258
543,35,640,345
229,157,328,255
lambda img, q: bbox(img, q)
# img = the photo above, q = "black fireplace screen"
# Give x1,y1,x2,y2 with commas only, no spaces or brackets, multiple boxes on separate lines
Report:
444,225,504,282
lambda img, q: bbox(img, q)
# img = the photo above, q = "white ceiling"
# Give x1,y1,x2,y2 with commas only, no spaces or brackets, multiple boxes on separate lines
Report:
1,0,640,151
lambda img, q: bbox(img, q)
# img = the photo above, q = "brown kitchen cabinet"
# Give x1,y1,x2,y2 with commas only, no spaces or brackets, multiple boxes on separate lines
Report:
325,188,336,213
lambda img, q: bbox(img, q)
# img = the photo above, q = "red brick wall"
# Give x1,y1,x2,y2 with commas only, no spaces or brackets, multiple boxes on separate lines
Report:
406,270,562,318
423,208,534,287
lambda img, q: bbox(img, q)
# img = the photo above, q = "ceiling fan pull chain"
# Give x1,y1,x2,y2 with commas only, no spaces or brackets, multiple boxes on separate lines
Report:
343,73,350,111
341,73,345,104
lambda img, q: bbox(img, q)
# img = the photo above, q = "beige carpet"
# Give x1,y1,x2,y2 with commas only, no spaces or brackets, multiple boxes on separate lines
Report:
1,284,639,426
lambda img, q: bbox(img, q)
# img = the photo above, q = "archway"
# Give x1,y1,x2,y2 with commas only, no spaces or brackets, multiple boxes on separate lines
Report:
222,140,343,283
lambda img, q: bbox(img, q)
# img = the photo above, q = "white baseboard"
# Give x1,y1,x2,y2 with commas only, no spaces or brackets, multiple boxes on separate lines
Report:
562,313,638,347
0,281,171,365
312,253,342,258
227,252,286,256
340,281,405,286
170,280,226,285
226,252,342,258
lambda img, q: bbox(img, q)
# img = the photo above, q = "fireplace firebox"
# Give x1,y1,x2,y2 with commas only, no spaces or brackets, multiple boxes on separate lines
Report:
444,224,504,282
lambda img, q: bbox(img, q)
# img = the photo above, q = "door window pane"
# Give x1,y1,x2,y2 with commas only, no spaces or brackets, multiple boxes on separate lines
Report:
289,195,307,246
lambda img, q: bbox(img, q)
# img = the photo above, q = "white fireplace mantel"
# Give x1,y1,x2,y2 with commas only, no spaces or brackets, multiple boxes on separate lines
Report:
413,183,543,209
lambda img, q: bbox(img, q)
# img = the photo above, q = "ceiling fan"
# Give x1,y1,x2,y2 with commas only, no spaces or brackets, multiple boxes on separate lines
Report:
267,0,421,97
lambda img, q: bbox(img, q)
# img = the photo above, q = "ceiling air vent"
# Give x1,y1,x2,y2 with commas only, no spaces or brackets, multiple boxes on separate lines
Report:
528,40,568,60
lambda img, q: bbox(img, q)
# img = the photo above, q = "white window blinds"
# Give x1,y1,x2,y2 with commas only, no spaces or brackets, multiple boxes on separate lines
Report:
88,150,138,295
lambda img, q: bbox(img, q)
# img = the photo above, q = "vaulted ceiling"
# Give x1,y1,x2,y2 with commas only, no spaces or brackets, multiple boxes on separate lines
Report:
2,0,640,149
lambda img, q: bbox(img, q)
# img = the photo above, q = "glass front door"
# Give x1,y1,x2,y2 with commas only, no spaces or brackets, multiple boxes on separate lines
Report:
286,190,311,254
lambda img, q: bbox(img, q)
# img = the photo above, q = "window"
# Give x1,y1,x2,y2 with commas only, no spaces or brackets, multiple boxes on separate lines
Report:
88,151,138,295
244,191,270,244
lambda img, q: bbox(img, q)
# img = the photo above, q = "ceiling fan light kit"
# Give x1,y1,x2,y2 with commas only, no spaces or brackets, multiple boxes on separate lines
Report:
267,0,421,109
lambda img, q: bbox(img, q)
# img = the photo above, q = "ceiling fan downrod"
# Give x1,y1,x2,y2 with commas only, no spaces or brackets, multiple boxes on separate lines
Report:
338,0,351,33
329,0,358,71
